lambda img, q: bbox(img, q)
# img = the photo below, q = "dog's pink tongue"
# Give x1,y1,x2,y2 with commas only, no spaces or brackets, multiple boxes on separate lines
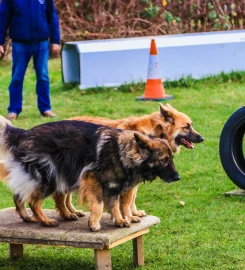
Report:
180,138,194,149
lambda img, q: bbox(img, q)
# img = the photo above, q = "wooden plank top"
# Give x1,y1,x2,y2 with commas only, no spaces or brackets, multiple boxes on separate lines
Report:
0,208,160,249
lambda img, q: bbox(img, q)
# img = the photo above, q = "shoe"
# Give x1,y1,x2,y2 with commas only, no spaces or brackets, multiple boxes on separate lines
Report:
7,112,18,120
41,110,56,118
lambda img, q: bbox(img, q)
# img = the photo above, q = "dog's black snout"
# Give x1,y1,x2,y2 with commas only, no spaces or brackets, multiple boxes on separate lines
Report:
164,173,180,182
197,135,204,143
173,173,180,181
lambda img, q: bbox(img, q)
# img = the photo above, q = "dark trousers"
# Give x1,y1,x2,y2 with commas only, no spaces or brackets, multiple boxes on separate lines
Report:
8,40,51,115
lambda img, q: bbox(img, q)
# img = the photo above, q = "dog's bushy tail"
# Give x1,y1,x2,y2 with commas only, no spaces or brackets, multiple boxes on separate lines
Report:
0,115,12,130
0,115,12,159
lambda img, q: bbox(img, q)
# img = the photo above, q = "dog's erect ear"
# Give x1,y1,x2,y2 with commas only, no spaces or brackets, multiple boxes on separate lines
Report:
165,103,174,109
165,103,178,112
159,104,175,124
153,124,167,139
134,133,150,149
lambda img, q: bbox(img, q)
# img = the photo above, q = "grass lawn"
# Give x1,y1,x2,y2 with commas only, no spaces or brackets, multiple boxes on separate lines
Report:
0,59,245,269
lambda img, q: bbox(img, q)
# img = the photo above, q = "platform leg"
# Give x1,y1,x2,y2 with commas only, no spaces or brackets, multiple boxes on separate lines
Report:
94,249,112,270
9,243,23,260
133,235,144,267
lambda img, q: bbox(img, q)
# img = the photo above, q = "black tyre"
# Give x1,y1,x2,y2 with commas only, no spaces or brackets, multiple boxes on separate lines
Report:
219,106,245,189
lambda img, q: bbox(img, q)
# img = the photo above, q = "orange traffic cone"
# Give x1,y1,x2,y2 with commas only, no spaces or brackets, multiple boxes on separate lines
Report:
136,39,173,101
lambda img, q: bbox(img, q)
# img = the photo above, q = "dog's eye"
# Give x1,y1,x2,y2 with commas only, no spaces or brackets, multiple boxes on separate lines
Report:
161,156,169,163
183,124,191,130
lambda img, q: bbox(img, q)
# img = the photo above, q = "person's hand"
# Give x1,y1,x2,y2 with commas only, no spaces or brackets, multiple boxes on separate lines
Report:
0,45,4,57
50,44,59,53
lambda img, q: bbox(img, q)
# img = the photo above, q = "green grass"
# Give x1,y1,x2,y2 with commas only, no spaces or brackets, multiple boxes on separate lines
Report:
0,59,245,269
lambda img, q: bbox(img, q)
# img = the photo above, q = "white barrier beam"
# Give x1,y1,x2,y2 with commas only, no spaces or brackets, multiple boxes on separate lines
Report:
61,30,245,89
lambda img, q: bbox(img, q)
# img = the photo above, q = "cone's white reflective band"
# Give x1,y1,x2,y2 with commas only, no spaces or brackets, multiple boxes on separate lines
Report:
147,55,162,79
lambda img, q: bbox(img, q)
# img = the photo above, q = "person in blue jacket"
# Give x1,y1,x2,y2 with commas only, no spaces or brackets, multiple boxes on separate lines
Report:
0,0,60,120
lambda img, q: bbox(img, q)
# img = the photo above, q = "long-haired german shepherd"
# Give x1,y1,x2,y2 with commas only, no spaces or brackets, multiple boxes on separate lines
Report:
63,103,204,223
0,116,180,231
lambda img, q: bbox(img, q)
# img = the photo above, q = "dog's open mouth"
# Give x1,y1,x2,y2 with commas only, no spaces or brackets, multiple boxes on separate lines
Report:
176,137,194,149
180,138,194,149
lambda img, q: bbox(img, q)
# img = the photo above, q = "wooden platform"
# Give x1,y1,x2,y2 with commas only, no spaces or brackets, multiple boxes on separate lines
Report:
0,208,160,269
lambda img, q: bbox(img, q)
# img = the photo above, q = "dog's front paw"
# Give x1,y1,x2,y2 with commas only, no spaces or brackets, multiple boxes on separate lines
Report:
89,221,101,232
133,210,147,217
75,210,85,217
22,215,39,223
41,219,59,227
115,217,131,228
129,216,141,223
64,213,79,221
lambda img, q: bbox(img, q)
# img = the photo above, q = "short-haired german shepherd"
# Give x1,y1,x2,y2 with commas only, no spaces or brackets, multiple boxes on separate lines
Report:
0,117,180,230
65,103,204,223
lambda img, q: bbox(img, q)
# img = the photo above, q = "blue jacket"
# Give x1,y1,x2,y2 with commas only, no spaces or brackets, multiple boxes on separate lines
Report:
0,0,60,45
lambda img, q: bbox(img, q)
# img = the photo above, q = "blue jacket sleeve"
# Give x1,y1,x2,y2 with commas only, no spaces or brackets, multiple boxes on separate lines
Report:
0,0,11,45
47,0,60,44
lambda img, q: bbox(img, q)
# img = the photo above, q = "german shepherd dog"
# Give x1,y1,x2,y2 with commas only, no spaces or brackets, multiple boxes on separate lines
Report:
0,117,180,231
61,103,204,223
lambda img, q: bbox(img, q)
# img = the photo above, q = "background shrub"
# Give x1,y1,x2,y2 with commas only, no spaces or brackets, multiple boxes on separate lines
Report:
55,0,245,42
1,1,244,57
